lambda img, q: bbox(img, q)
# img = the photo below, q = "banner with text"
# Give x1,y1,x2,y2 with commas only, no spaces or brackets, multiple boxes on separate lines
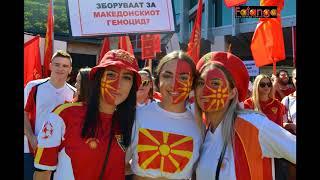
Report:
243,60,260,77
67,0,175,37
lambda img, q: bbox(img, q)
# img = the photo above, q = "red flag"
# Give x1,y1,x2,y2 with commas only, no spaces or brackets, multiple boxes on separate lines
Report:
119,36,134,55
141,34,155,60
224,0,247,8
187,0,203,64
260,0,284,11
153,34,161,53
24,36,42,87
98,37,110,64
43,0,54,78
250,18,286,67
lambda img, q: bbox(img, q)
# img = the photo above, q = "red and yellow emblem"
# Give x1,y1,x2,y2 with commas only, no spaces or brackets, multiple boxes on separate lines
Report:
85,138,100,150
202,68,229,111
100,70,119,105
271,107,278,114
137,128,193,173
172,60,193,104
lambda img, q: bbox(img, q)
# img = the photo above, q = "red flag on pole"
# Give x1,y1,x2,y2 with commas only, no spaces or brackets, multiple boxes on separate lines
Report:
24,36,42,87
98,37,110,64
141,34,155,60
251,0,285,69
251,18,286,67
43,0,54,78
153,34,161,53
224,0,247,8
119,36,134,55
187,0,203,65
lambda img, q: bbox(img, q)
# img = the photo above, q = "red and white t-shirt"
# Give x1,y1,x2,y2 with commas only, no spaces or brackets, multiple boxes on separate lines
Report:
24,78,75,153
34,103,126,180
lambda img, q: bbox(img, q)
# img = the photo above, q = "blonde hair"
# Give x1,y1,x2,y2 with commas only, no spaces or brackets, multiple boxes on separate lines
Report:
252,74,274,111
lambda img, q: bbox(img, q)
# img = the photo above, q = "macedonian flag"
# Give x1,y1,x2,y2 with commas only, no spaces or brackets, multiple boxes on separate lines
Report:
137,128,193,173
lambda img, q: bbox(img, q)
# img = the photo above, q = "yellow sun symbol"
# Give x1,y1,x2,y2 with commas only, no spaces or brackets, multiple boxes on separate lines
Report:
203,86,229,110
100,76,117,100
137,129,193,173
173,73,192,103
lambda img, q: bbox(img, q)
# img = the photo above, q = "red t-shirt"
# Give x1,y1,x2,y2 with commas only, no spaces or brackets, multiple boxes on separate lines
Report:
275,87,295,101
34,103,125,180
243,98,285,127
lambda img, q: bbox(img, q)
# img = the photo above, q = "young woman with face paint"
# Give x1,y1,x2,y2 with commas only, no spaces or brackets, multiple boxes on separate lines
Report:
125,50,203,180
194,52,296,180
33,49,141,180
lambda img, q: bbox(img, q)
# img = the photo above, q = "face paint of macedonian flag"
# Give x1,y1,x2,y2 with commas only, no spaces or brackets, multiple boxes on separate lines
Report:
202,68,229,111
100,69,120,105
172,59,193,104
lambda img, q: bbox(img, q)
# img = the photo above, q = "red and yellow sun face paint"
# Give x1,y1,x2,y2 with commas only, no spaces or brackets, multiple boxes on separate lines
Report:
202,68,229,111
100,69,120,105
137,128,193,173
172,60,193,104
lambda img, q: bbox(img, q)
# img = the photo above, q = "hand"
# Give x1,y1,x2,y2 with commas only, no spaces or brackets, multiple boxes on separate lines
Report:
29,135,38,153
283,123,296,134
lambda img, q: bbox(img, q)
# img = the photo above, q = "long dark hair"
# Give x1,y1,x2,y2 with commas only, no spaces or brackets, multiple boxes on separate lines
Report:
78,67,92,103
81,68,137,148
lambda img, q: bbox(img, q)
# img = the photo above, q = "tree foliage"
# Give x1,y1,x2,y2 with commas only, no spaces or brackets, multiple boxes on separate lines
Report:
24,0,69,35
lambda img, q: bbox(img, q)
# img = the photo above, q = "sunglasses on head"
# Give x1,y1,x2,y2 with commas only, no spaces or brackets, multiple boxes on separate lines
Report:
259,82,272,88
142,80,150,87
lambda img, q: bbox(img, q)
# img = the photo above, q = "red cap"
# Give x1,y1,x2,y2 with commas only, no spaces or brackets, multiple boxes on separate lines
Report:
196,51,249,102
90,49,141,90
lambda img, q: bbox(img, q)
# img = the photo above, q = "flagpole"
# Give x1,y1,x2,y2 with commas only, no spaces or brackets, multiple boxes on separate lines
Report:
52,0,54,52
273,60,276,75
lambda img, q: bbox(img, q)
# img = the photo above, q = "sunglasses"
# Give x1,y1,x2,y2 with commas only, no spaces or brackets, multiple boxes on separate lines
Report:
142,80,150,87
259,82,272,88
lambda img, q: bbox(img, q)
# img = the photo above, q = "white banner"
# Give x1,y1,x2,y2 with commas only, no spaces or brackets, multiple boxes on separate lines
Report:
67,0,175,37
243,60,260,77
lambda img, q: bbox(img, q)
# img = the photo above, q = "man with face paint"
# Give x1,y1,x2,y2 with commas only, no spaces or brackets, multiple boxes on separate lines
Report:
194,51,296,180
125,50,203,180
33,49,141,180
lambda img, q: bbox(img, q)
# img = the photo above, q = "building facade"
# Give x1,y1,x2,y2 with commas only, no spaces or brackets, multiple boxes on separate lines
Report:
173,0,296,77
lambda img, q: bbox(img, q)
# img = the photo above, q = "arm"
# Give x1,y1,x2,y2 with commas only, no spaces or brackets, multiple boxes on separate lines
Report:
259,116,296,164
125,120,137,175
24,83,38,152
33,170,52,180
34,113,65,174
24,111,37,152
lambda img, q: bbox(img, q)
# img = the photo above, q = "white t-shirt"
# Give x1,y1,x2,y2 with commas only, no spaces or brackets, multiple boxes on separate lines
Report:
196,112,296,180
281,94,296,124
24,78,75,153
127,102,203,179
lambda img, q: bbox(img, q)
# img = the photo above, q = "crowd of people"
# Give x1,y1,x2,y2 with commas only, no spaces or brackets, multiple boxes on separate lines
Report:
24,49,296,180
